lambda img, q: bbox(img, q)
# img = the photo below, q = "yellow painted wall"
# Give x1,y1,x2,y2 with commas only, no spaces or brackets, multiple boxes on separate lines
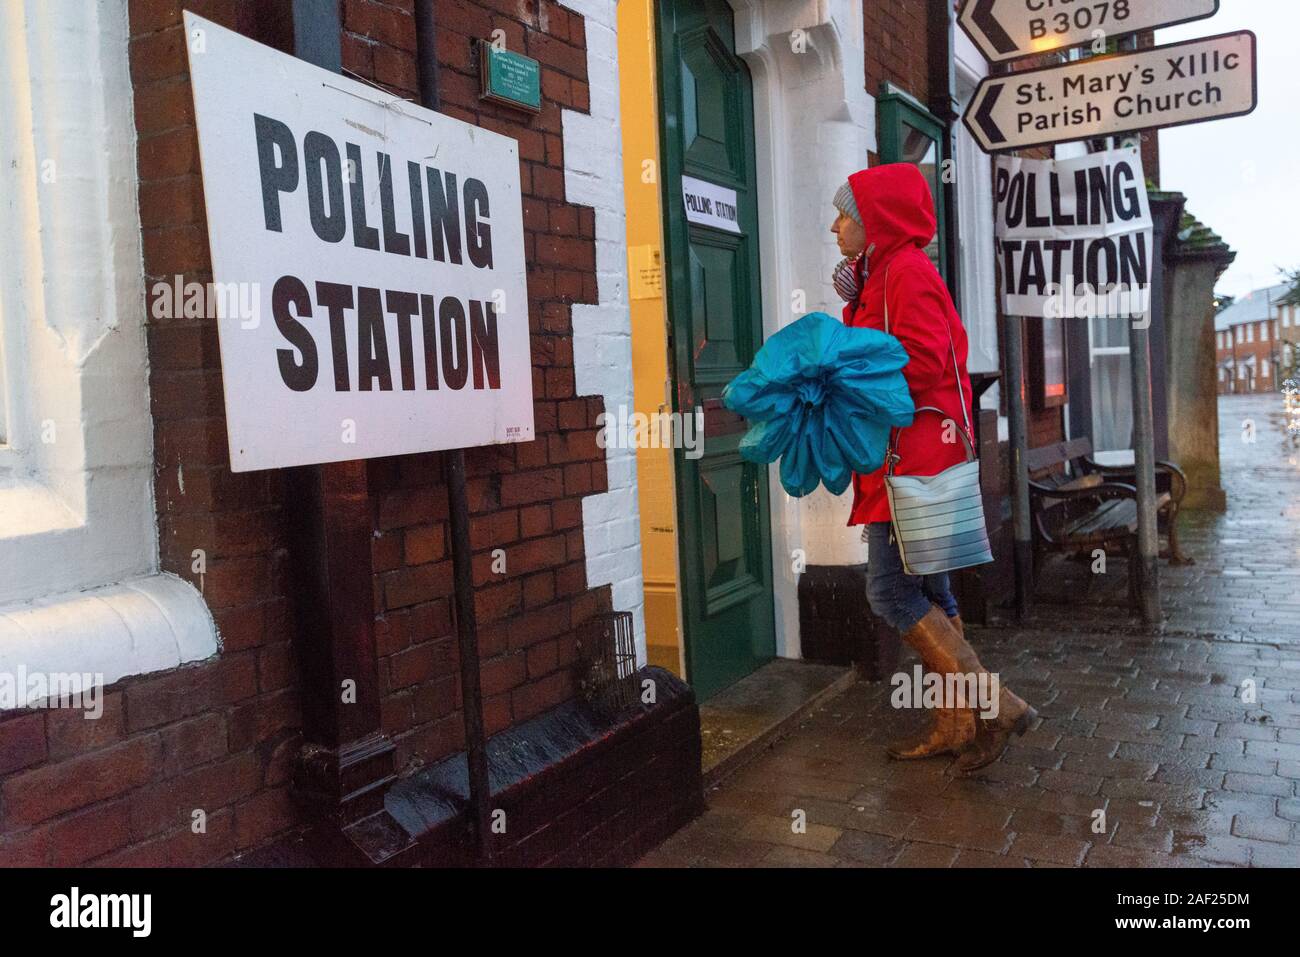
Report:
617,0,680,673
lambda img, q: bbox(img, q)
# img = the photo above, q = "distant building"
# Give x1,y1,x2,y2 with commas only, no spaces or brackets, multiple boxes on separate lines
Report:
1215,284,1297,394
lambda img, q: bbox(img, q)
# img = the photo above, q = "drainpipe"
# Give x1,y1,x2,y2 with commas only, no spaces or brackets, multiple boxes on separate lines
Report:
412,2,495,866
928,0,961,303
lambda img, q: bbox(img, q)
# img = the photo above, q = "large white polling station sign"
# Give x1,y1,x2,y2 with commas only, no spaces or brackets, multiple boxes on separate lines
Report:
994,148,1153,320
185,13,533,471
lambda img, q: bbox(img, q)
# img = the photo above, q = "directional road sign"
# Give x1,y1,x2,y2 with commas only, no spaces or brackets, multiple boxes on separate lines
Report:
959,0,1221,64
963,30,1256,153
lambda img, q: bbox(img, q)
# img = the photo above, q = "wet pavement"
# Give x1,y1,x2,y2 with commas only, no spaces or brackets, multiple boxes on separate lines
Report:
637,394,1300,867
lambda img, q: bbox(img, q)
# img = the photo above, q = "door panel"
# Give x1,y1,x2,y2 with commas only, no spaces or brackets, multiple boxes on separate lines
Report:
656,0,775,700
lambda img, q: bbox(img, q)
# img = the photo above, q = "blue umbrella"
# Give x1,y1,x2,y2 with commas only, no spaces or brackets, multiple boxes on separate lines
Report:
722,311,914,498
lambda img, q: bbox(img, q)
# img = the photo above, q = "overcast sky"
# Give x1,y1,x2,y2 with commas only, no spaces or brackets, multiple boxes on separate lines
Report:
1158,0,1299,298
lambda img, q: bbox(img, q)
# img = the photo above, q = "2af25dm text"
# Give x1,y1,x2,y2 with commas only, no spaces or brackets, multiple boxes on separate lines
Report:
1118,893,1249,908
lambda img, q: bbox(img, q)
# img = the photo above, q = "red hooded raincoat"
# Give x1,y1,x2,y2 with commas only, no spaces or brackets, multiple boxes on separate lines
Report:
841,163,974,526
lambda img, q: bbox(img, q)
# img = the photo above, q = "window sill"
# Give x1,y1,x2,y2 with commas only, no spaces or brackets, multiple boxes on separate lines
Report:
0,573,220,710
0,481,83,539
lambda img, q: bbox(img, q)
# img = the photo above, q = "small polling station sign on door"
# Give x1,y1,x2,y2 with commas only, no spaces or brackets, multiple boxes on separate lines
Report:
185,13,534,471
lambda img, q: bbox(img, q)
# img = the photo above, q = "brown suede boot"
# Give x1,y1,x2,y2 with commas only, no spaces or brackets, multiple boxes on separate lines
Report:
885,611,977,760
891,606,1036,772
953,686,1038,776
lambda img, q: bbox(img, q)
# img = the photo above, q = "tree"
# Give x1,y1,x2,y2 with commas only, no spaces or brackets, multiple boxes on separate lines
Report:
1281,267,1300,307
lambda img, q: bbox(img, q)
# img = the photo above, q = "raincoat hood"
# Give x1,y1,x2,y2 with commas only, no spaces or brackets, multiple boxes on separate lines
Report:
847,163,937,271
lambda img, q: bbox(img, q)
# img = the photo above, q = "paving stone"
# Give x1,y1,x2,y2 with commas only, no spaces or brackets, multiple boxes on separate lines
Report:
737,814,841,853
1168,830,1254,865
1100,777,1206,809
761,845,842,868
1247,842,1300,867
1055,735,1119,756
1156,806,1236,836
828,829,904,866
1109,822,1175,853
1083,844,1180,868
1000,744,1064,770
1246,740,1300,761
1035,769,1105,796
1062,754,1158,779
906,815,1014,854
1203,790,1280,817
952,849,1030,868
1230,814,1294,843
1215,721,1280,742
1008,832,1091,866
792,796,915,838
1208,752,1278,775
1223,772,1295,797
889,842,960,868
1033,790,1110,817
1153,764,1227,789
1013,806,1100,838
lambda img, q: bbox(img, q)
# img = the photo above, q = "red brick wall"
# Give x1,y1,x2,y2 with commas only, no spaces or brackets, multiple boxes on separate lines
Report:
862,0,935,167
863,0,932,103
0,0,606,866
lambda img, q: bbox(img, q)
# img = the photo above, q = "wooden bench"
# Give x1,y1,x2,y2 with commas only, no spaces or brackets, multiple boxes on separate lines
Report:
1027,438,1190,607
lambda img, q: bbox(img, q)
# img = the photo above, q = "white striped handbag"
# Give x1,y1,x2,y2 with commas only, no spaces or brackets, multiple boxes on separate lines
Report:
881,269,993,577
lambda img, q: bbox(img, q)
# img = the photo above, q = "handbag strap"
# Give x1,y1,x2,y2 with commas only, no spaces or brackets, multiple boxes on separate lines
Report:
883,265,975,476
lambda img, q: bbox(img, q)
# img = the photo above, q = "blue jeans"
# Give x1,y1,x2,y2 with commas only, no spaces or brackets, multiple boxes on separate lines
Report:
865,521,958,633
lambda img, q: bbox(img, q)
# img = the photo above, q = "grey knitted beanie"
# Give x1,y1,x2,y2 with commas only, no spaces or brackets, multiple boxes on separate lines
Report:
833,181,863,227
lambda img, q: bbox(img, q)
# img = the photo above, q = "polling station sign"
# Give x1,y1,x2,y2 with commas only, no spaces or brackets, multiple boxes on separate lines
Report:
681,175,742,234
995,148,1152,320
184,13,533,472
965,30,1256,152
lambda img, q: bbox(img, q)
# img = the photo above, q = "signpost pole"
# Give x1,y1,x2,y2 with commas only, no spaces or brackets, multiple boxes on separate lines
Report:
1129,318,1163,626
1004,315,1033,619
415,3,494,865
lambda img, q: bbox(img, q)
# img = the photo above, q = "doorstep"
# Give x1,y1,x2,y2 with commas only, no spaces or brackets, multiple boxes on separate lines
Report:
700,659,855,788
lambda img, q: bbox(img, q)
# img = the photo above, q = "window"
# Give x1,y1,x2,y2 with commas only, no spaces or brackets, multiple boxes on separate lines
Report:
1262,358,1271,378
1089,314,1132,452
1261,321,1270,342
954,61,999,406
1029,316,1068,410
0,0,216,706
877,83,949,283
1246,324,1254,343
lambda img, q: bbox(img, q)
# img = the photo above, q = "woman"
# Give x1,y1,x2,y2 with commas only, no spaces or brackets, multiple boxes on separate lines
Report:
830,163,1035,774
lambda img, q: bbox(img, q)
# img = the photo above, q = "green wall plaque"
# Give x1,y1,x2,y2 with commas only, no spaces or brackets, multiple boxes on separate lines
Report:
479,41,542,114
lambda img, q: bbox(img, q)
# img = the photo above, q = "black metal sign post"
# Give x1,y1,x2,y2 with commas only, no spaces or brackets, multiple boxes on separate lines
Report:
1129,317,1162,626
414,2,494,866
1003,316,1033,620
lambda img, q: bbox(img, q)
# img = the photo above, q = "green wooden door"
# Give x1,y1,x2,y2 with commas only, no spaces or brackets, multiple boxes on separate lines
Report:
655,0,775,700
